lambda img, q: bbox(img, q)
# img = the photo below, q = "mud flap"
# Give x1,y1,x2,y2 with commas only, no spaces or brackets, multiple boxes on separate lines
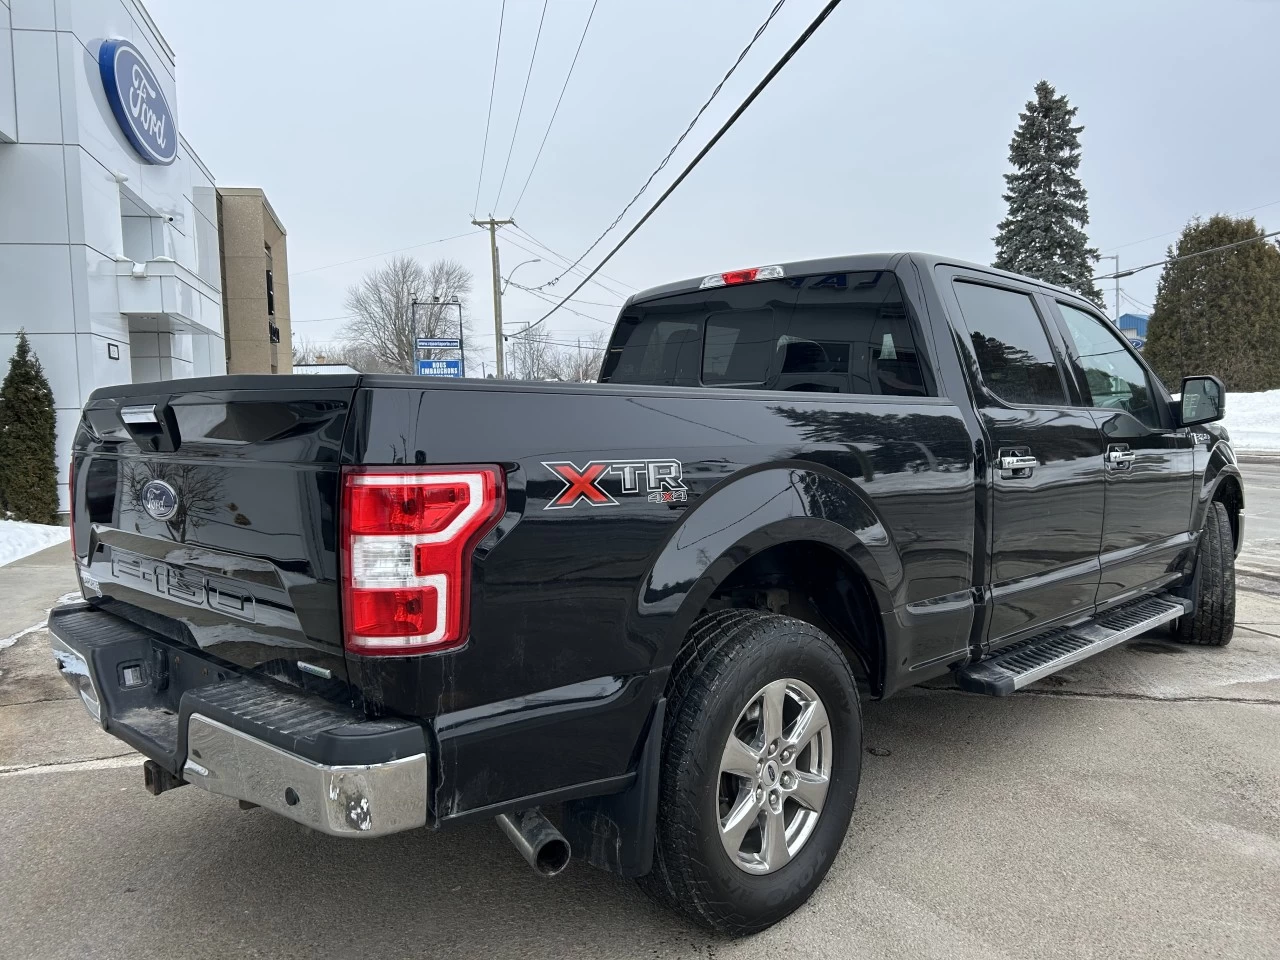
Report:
563,698,665,878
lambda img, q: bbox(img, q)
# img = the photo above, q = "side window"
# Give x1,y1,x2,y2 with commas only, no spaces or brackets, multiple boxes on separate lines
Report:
951,281,1066,406
1057,303,1161,429
771,271,930,396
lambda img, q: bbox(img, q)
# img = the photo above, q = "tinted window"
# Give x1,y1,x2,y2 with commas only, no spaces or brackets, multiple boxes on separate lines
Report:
952,281,1066,406
602,317,702,385
1058,302,1160,428
703,310,776,385
773,271,928,396
602,270,931,397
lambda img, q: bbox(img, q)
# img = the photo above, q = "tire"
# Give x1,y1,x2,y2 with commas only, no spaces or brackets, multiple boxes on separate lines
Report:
638,609,862,934
1172,500,1235,647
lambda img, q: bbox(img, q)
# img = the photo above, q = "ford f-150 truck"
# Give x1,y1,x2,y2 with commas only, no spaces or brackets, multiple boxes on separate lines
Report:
52,252,1243,933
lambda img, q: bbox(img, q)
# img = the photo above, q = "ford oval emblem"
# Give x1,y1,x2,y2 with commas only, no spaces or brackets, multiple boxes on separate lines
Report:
141,480,178,521
97,39,177,165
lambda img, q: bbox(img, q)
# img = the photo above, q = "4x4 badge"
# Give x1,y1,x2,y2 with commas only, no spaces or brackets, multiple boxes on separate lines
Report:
542,459,687,510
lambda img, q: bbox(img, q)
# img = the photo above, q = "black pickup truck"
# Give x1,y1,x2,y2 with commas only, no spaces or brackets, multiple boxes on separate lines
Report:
53,252,1244,933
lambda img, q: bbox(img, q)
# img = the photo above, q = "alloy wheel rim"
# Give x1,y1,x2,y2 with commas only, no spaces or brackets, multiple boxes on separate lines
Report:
716,677,833,875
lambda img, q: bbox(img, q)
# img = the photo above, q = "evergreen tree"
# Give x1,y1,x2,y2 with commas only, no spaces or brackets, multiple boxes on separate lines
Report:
0,331,60,523
993,80,1104,305
1144,216,1280,393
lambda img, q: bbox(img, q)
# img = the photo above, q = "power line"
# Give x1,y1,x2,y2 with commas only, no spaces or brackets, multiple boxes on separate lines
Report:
493,0,550,211
510,0,599,217
512,225,637,292
292,230,483,278
1119,290,1152,313
500,231,632,301
1101,198,1280,254
505,283,614,324
533,0,789,290
504,334,607,349
512,0,845,338
508,279,619,308
472,0,508,217
292,314,357,325
1096,229,1280,280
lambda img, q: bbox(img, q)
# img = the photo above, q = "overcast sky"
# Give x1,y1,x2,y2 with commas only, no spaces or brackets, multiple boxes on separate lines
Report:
145,0,1280,372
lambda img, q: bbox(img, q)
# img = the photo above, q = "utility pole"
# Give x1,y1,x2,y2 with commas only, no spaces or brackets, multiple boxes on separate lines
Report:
1100,254,1121,320
472,217,515,378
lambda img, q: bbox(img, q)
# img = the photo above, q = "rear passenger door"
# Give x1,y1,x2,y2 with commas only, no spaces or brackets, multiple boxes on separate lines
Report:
1046,300,1196,604
942,272,1106,647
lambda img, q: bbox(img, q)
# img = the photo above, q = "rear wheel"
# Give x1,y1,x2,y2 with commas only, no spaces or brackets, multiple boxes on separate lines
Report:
640,610,862,934
1173,500,1235,647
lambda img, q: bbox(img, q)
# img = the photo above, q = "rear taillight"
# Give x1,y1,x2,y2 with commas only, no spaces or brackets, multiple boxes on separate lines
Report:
699,264,785,289
340,466,505,656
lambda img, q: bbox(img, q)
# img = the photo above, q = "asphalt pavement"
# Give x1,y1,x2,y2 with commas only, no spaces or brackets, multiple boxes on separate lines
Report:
3,479,1280,960
1238,457,1280,578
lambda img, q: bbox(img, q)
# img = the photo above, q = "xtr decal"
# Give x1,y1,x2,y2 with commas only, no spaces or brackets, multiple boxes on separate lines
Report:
542,459,687,510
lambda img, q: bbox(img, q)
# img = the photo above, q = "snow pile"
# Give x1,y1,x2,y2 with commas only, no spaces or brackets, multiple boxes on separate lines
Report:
0,520,70,568
1223,389,1280,452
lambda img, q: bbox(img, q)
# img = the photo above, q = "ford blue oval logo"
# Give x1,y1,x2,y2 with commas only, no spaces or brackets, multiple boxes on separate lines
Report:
98,39,177,165
141,480,178,521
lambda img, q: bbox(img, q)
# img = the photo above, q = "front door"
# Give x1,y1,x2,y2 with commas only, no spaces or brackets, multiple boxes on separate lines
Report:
944,273,1105,647
1048,300,1197,604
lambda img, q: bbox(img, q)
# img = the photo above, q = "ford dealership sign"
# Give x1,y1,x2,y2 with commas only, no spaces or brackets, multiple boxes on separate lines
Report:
98,39,177,165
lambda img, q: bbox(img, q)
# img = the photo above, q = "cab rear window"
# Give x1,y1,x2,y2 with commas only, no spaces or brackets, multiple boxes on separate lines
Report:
600,271,932,397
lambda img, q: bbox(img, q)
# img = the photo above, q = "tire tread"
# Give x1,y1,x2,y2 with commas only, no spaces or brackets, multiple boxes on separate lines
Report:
1174,500,1235,647
640,609,859,934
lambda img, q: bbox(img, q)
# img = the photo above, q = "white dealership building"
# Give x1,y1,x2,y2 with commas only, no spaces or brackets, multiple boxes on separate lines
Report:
1,0,225,510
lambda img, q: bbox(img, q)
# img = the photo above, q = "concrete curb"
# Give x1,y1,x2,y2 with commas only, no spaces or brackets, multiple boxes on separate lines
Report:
1236,451,1280,464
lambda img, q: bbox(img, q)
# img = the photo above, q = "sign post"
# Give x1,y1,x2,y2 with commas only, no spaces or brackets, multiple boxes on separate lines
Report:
411,299,466,377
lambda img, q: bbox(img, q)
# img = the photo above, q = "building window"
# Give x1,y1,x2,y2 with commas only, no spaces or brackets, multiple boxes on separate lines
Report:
265,242,275,318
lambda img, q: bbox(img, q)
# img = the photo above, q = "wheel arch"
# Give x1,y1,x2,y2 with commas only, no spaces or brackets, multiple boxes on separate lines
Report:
1200,446,1244,553
632,463,899,697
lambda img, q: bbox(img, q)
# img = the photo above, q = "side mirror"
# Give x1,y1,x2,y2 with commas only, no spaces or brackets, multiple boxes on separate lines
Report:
1179,375,1225,427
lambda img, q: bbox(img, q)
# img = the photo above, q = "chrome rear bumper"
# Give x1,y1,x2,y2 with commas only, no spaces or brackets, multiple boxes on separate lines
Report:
49,605,428,839
183,714,428,837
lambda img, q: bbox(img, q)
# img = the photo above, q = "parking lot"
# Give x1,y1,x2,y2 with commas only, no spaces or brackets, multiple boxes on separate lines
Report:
3,463,1279,959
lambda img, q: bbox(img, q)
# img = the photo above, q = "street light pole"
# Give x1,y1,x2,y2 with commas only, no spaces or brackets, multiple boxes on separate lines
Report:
501,258,542,293
1099,254,1120,320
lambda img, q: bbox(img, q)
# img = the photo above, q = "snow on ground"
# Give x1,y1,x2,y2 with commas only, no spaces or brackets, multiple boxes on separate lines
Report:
0,519,69,568
1223,389,1280,451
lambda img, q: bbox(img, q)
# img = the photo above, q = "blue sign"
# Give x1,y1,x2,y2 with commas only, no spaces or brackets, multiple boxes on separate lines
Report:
1128,337,1146,351
416,338,461,349
417,359,462,378
98,39,177,165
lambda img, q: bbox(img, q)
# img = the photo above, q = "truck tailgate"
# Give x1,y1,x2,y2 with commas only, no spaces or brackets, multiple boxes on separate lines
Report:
70,379,358,694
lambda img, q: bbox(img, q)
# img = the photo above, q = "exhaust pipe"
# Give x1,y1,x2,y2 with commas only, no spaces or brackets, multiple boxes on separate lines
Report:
496,808,571,877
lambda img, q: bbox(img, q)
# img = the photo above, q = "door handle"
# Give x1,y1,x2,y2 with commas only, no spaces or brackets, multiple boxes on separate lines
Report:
1106,445,1136,468
998,455,1039,478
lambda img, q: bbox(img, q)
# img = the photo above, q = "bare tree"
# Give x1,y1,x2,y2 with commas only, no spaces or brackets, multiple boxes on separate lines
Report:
341,256,474,374
123,461,226,543
291,335,395,373
507,327,563,381
550,330,607,382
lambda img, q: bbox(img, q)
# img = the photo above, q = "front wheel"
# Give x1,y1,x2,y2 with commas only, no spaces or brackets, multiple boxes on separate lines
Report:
640,610,862,934
1173,500,1236,647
